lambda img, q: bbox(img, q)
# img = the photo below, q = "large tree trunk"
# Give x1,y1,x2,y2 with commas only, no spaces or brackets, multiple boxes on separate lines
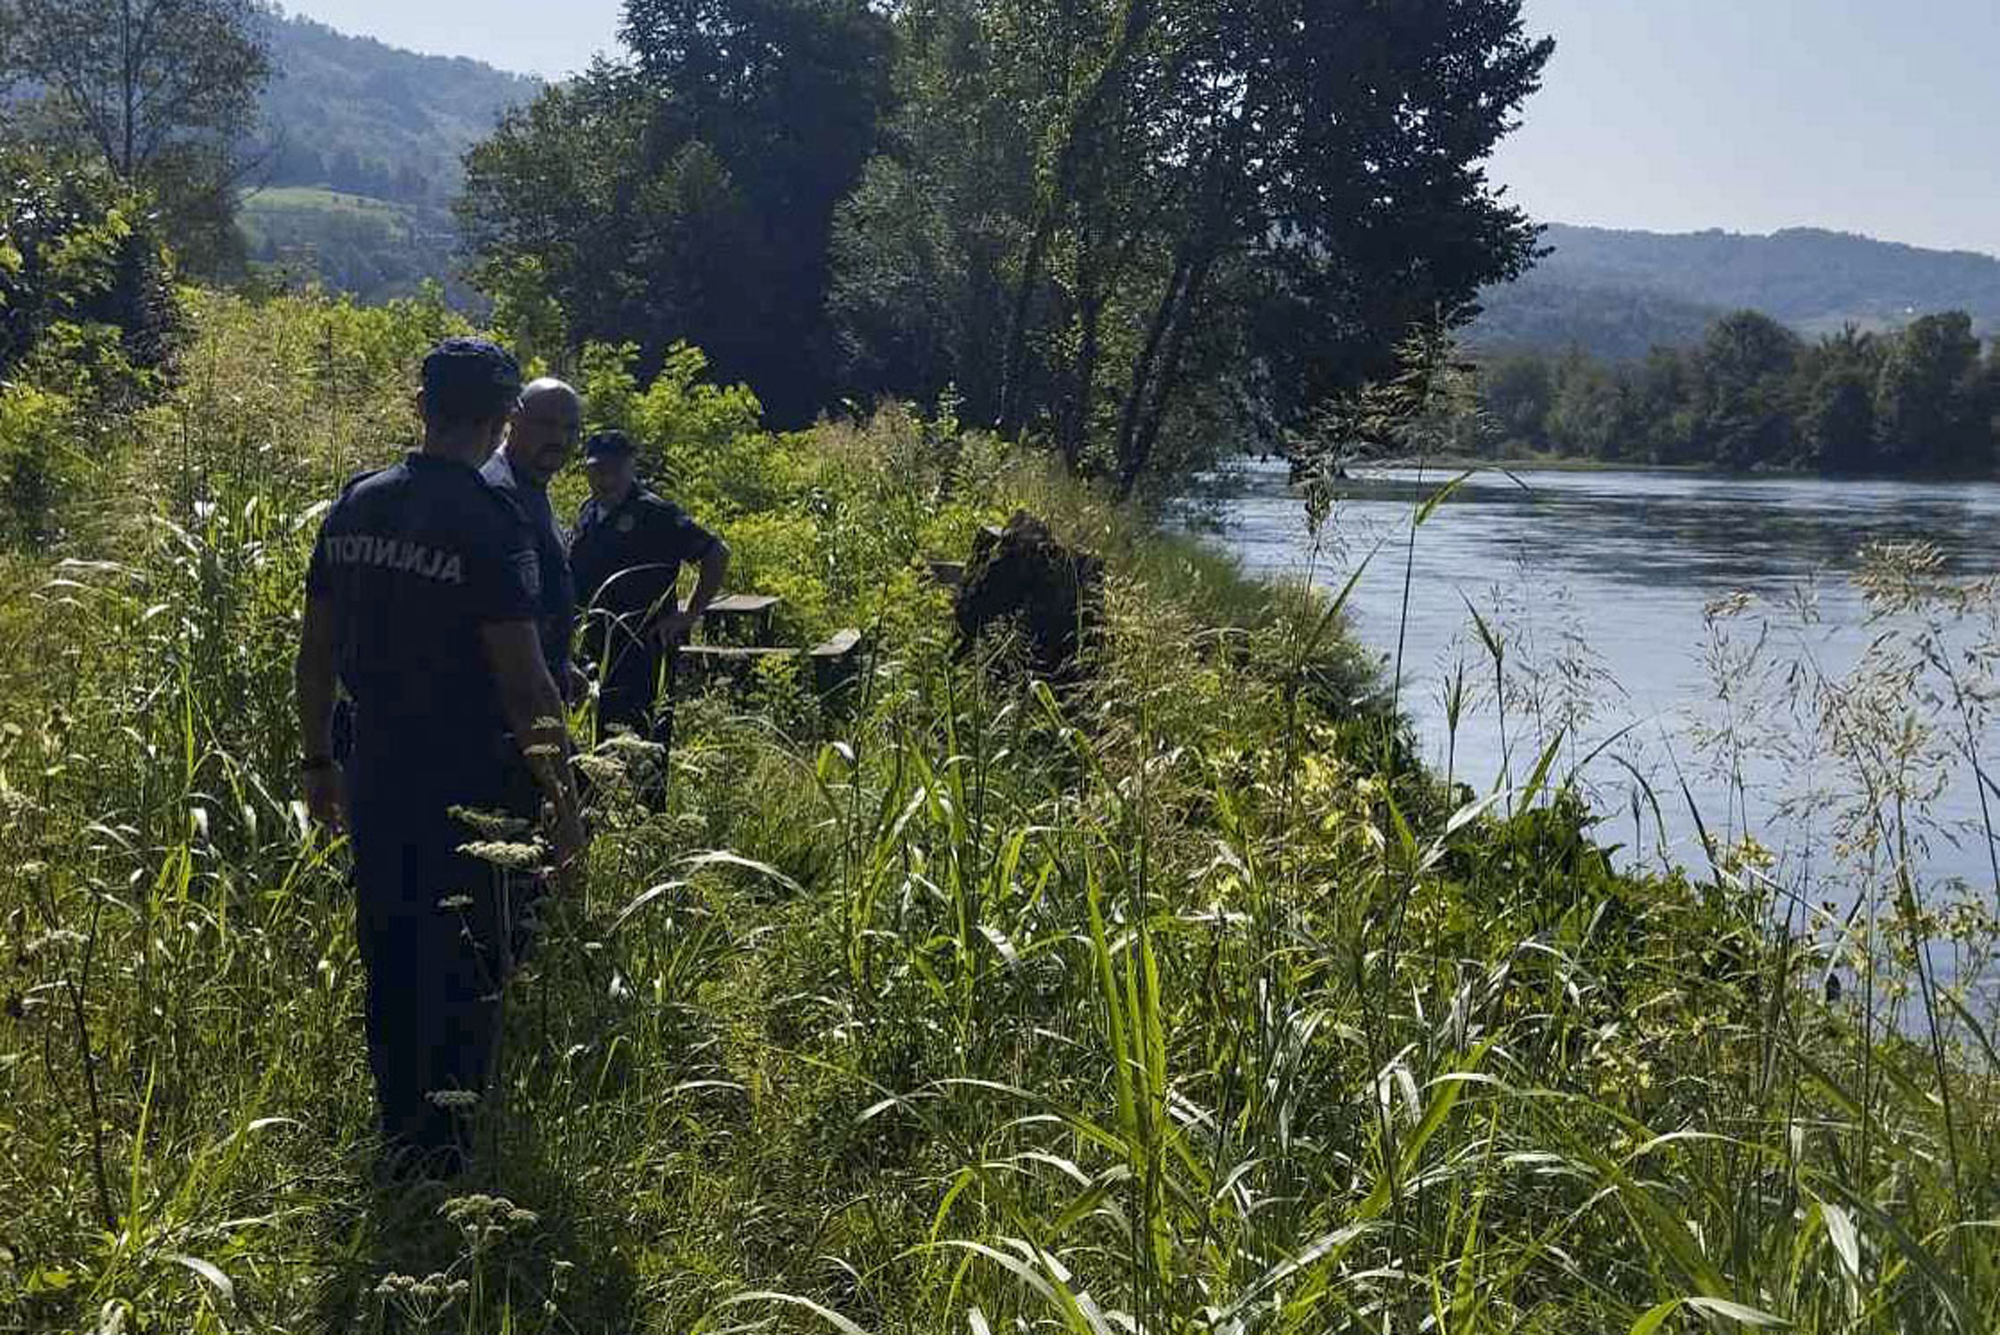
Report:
1118,245,1219,496
1114,251,1191,476
1113,101,1244,493
1062,220,1105,471
998,209,1058,435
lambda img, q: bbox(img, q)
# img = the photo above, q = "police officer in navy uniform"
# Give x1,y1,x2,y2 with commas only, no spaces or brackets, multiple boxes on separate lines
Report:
294,337,585,1178
570,429,729,746
482,377,583,697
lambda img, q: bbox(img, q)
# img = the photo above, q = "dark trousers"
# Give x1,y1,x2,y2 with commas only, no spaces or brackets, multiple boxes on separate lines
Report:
594,640,673,747
348,763,536,1173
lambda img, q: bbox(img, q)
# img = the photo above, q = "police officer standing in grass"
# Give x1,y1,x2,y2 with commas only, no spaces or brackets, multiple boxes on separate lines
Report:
483,377,583,698
570,429,730,750
294,337,586,1178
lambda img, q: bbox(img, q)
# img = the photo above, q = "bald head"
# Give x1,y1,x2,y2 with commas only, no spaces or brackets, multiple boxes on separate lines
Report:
506,377,582,487
520,378,580,411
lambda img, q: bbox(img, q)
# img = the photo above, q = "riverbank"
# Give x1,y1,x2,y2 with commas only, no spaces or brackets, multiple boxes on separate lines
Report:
2,291,1994,1334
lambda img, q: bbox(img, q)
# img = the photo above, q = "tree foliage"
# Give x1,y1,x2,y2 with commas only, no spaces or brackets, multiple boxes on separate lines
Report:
459,0,894,427
841,0,1554,490
0,150,176,382
0,0,271,274
1474,308,2000,476
0,149,177,543
459,0,1552,487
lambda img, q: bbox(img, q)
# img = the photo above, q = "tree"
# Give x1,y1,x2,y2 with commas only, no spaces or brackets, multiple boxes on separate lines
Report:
467,0,1548,480
1799,326,1880,474
828,0,1056,432
461,0,894,426
1219,2,1552,467
825,156,960,404
0,149,177,381
1695,310,1802,470
1627,346,1700,464
0,0,271,275
1874,311,1989,475
1479,353,1553,453
1544,351,1627,459
832,0,1552,491
1465,309,1995,478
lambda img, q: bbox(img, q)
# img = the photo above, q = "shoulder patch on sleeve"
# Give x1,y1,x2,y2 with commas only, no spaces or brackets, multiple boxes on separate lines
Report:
512,548,541,600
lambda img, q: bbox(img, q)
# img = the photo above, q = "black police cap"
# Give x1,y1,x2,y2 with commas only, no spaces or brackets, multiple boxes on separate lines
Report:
583,429,636,461
421,337,522,422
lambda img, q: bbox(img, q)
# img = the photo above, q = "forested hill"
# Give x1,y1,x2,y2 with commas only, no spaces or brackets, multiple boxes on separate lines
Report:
256,11,540,206
237,11,538,302
1472,223,2000,358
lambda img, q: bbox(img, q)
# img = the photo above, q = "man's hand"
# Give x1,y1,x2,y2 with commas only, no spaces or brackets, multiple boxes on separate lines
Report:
295,593,343,832
655,608,699,648
303,763,346,832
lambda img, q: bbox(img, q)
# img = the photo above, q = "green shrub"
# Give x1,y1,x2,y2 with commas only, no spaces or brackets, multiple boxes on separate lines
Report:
0,381,75,544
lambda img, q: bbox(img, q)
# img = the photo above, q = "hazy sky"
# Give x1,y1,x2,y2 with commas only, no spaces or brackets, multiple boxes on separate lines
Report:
290,0,2000,256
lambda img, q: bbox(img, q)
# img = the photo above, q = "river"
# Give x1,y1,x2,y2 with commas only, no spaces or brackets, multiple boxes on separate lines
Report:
1202,460,2000,942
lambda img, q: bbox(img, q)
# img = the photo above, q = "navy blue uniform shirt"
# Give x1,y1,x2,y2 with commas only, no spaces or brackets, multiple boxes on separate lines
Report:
480,449,576,690
307,452,539,793
570,484,718,651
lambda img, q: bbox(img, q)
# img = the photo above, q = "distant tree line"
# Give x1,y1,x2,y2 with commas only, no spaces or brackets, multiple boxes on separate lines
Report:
237,196,467,307
460,0,1556,492
266,141,440,205
1476,310,2000,476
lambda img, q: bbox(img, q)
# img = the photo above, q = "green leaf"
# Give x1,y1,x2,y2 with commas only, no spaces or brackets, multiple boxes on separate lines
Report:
1414,469,1476,527
1085,872,1138,1155
1818,1179,1973,1334
1518,726,1568,811
718,1290,872,1335
1460,593,1504,663
1632,1296,1792,1334
165,1254,235,1312
1358,1042,1493,1221
1296,537,1383,670
1683,1296,1789,1327
609,879,690,933
1818,1200,1861,1285
674,848,805,895
1629,1298,1682,1335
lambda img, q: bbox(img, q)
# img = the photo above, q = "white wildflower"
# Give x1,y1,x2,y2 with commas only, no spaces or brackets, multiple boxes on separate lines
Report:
449,805,533,838
458,839,545,869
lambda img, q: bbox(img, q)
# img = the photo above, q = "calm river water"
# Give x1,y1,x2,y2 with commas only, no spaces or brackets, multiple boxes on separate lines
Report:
1203,460,2000,919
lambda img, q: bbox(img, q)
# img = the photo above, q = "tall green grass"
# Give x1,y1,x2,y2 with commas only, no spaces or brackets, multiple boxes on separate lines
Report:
0,290,1994,1333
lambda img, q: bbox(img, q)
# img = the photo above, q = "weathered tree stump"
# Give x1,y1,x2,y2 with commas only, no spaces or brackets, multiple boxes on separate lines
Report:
954,511,1103,680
